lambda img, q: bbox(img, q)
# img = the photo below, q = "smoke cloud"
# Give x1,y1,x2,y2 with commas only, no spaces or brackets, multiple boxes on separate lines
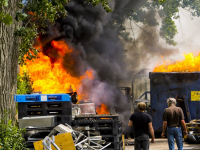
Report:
38,0,178,133
125,26,179,72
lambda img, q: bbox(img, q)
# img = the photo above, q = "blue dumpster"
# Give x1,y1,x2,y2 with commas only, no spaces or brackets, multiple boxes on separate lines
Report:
149,72,200,132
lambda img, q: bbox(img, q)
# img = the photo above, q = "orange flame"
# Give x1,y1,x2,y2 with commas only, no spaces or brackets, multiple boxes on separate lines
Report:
20,39,110,114
20,40,93,101
96,104,110,115
153,53,200,72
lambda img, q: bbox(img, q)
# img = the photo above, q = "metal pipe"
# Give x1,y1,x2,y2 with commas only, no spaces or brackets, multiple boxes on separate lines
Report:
84,143,96,150
75,138,88,146
90,140,103,148
99,143,111,150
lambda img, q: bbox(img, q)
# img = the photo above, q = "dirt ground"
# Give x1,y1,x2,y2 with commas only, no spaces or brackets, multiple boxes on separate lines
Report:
125,138,200,150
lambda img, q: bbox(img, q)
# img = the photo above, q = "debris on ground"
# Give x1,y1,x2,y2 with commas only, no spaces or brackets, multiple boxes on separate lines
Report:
34,124,111,150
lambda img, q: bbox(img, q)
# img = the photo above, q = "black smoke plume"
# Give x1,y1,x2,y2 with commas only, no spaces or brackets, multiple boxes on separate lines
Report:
38,0,177,133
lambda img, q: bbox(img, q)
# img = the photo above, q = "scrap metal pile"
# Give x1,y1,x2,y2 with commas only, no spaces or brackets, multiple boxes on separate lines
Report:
15,93,123,150
185,120,200,144
34,124,111,150
72,115,123,150
23,114,123,149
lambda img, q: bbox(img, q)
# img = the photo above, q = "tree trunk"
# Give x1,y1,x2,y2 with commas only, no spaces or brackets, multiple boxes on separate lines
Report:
0,0,21,122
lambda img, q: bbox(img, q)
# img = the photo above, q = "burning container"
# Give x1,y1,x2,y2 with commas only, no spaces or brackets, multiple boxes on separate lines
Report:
149,72,200,132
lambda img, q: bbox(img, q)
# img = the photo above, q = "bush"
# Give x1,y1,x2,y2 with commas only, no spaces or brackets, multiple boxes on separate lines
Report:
17,72,34,94
0,112,27,150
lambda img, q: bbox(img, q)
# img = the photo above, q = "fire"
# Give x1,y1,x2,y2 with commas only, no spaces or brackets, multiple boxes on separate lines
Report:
20,40,93,101
153,53,200,72
20,39,110,114
96,104,110,115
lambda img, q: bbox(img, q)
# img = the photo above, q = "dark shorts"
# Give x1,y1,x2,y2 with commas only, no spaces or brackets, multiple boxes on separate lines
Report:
135,134,149,150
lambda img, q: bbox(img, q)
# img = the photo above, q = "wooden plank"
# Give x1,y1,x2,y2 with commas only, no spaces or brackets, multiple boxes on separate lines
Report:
34,132,76,150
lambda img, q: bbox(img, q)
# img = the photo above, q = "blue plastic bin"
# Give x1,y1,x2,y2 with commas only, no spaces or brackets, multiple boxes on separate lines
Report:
14,94,71,102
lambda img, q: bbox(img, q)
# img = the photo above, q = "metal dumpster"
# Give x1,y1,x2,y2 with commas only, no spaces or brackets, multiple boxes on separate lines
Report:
149,72,200,132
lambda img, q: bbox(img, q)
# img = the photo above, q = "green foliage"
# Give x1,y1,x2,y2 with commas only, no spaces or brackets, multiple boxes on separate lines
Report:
2,13,13,25
152,0,200,45
15,0,69,65
0,112,27,150
156,0,166,3
15,11,28,21
0,0,8,7
0,0,13,25
17,2,24,9
85,0,112,12
15,27,38,65
111,0,200,46
0,12,12,25
160,17,178,45
155,0,180,45
182,0,200,17
24,0,67,26
17,72,34,94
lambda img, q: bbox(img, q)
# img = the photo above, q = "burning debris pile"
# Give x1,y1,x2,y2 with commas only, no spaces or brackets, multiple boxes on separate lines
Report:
20,0,139,134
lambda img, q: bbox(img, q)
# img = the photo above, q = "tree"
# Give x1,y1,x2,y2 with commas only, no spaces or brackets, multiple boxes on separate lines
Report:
0,0,21,123
111,0,200,46
0,0,111,122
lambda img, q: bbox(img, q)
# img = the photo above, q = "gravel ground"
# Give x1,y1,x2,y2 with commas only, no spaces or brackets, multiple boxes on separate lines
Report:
125,138,200,150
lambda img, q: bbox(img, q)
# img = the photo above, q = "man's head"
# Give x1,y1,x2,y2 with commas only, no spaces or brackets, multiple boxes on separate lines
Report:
137,102,146,111
167,97,176,106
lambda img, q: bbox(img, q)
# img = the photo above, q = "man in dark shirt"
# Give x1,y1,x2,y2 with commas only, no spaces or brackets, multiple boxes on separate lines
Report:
161,97,187,150
129,102,155,150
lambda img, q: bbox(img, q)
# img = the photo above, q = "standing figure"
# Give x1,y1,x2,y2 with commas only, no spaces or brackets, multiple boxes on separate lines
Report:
129,102,155,150
161,97,188,150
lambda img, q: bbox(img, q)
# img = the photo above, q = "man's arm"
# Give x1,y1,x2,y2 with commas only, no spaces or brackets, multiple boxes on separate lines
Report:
148,122,155,143
181,120,188,135
128,120,133,127
161,121,167,138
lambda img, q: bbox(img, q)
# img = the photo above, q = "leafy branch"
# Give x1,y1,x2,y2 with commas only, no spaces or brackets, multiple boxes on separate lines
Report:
114,0,200,46
0,0,13,25
85,0,112,12
0,111,27,149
